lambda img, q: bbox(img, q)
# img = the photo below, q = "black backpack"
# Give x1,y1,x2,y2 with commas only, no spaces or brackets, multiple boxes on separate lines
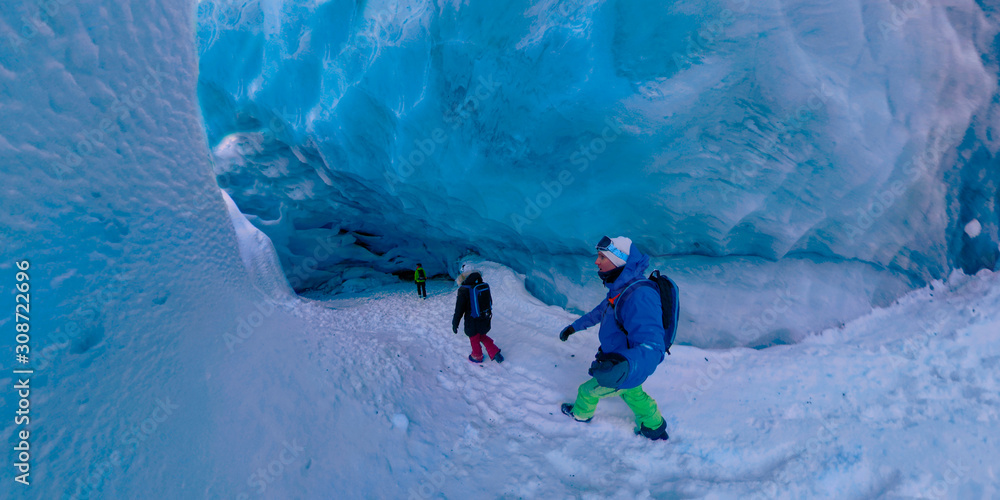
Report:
463,282,492,319
611,270,680,354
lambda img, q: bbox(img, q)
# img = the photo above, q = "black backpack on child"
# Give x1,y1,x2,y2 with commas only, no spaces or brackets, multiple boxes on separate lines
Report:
463,282,492,319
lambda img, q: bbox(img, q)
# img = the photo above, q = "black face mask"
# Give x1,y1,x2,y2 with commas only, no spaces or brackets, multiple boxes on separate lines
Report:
598,266,624,284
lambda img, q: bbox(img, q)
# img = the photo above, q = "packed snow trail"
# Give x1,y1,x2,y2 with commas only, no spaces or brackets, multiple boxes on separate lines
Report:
293,262,999,499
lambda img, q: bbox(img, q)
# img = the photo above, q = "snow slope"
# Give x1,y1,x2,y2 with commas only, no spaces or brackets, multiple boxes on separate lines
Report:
287,260,999,499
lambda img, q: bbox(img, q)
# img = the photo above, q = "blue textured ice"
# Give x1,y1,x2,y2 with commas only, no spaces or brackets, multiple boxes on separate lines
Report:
195,0,1000,345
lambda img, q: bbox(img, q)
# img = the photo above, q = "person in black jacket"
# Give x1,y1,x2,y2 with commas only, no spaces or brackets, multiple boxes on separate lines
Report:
452,271,504,363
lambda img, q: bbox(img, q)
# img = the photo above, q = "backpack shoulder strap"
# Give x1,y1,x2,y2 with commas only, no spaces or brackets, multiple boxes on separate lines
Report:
611,278,657,331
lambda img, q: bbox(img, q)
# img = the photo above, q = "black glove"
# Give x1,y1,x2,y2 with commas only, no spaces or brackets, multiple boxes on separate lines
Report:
453,326,458,334
559,325,575,342
588,352,629,388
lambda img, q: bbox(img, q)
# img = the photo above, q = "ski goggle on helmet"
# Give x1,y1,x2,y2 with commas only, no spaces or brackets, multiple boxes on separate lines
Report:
596,236,628,263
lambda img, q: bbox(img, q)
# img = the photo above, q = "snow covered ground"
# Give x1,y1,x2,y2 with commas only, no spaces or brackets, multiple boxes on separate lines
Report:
277,260,998,499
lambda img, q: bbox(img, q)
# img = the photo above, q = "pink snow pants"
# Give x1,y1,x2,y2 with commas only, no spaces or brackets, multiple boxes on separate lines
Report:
469,334,500,361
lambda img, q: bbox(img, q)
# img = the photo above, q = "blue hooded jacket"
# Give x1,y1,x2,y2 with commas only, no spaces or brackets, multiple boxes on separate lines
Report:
570,246,665,389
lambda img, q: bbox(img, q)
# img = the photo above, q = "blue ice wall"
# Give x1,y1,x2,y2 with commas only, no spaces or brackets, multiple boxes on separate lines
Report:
195,0,1000,296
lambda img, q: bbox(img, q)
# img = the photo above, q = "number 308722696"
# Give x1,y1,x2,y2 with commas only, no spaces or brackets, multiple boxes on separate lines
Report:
15,260,30,342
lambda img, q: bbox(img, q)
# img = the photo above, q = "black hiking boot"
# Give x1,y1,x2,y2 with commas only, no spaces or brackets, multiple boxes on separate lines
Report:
492,352,504,363
635,420,669,441
560,403,592,423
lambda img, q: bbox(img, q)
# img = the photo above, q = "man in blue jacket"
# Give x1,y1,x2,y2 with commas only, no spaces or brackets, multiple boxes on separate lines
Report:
558,236,668,440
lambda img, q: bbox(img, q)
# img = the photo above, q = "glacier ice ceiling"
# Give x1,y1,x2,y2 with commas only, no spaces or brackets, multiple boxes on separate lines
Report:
196,0,1000,341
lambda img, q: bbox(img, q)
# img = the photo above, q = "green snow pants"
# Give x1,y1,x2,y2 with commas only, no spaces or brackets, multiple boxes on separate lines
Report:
572,377,664,429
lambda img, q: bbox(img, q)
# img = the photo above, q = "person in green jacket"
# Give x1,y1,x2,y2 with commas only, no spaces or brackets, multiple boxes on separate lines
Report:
414,263,427,299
